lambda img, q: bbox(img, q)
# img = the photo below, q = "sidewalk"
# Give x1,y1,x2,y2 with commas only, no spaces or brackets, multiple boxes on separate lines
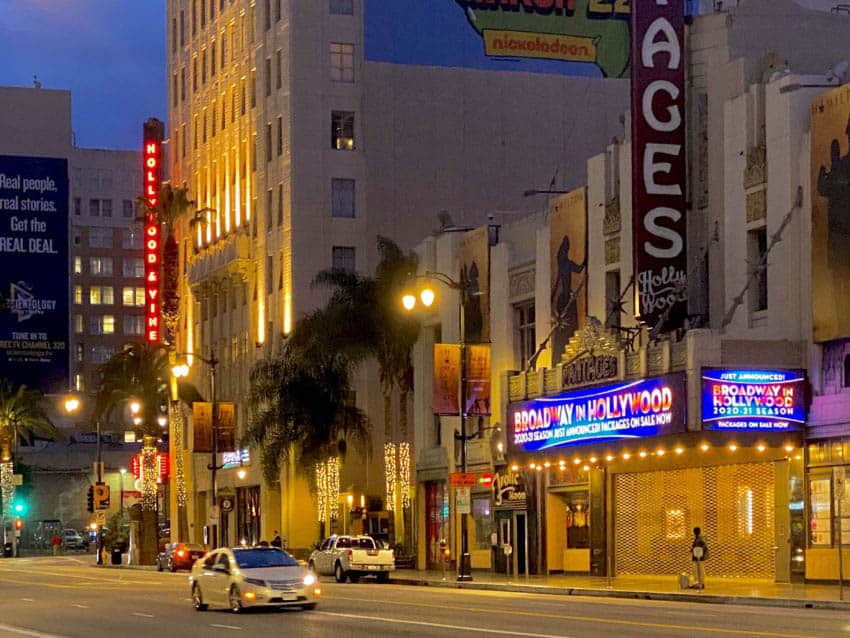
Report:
389,569,850,611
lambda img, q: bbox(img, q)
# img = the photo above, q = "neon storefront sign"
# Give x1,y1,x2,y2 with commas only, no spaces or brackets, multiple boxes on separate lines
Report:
508,373,686,453
142,120,163,343
701,369,806,432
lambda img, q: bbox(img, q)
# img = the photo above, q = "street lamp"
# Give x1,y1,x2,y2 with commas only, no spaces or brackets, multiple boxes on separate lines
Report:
129,401,141,416
119,468,127,516
402,270,473,582
172,348,221,549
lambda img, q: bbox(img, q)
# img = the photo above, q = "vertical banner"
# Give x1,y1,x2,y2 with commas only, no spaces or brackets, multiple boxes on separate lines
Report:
459,226,490,343
465,344,491,416
549,187,587,364
0,155,69,394
192,401,237,453
631,0,687,330
811,84,850,342
433,344,461,416
143,118,164,343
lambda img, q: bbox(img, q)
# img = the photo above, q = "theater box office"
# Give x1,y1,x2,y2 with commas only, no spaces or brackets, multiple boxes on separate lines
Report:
506,369,806,581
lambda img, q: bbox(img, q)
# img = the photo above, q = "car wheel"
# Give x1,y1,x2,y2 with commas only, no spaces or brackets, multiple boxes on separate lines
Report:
301,603,317,611
334,562,346,583
229,586,243,614
192,584,207,612
376,572,389,584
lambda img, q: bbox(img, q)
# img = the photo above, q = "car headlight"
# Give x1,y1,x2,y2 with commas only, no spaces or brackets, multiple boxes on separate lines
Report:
244,578,266,587
303,573,316,587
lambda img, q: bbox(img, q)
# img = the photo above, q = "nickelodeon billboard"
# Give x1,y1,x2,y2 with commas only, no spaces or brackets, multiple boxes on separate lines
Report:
365,0,633,79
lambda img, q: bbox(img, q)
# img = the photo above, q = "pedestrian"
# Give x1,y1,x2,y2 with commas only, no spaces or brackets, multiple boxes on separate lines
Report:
51,534,62,556
691,526,708,589
271,531,282,548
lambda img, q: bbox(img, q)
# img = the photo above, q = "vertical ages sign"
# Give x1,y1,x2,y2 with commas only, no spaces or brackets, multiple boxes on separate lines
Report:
143,119,164,343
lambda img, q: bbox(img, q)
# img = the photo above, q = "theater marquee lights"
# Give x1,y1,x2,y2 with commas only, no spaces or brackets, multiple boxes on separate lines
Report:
142,119,164,343
508,373,687,454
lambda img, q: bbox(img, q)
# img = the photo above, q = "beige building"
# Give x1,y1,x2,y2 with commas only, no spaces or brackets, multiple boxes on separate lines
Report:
166,1,630,550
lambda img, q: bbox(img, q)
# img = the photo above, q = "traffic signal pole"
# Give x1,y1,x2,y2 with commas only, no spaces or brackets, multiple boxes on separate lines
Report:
96,418,103,566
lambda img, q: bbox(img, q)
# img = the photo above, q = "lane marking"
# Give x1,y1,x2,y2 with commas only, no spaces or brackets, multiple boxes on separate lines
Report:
328,595,818,638
131,612,155,618
20,598,35,602
0,623,71,638
209,624,243,630
316,611,573,638
71,604,89,609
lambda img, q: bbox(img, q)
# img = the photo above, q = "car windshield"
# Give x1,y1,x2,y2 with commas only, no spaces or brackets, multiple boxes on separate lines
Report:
233,548,298,569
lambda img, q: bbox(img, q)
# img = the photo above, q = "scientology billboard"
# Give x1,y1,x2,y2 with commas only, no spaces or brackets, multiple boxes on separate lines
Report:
0,155,69,393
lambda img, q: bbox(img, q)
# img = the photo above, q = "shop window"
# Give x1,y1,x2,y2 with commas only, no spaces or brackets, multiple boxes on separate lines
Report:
810,477,832,546
472,498,493,550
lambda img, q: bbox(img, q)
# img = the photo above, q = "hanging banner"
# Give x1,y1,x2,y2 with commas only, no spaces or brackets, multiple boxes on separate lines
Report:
508,373,687,453
701,369,807,432
143,118,164,343
465,344,491,416
549,187,587,364
631,0,687,330
434,344,461,416
811,83,850,342
459,225,490,343
0,155,69,394
192,401,237,453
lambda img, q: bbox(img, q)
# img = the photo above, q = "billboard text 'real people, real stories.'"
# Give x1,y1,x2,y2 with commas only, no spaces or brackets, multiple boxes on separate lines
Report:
701,369,807,432
508,373,687,454
0,155,69,394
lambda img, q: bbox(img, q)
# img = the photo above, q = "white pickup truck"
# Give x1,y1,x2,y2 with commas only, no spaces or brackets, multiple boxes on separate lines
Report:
308,535,395,583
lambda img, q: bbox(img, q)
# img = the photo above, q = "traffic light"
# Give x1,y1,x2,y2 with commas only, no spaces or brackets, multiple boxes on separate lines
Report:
86,486,94,513
12,499,26,516
14,518,23,531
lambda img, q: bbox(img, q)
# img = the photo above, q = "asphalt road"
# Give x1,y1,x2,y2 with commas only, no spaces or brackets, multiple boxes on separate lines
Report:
0,556,846,638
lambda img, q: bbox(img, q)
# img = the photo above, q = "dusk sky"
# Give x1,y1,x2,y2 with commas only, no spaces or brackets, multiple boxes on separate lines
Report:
0,0,836,151
0,0,165,151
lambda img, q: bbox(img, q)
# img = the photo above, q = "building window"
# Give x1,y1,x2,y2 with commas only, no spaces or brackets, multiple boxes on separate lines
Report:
266,123,272,163
211,41,216,77
330,43,354,82
276,116,283,156
331,178,355,218
91,345,114,364
192,0,198,35
332,246,356,273
264,57,272,96
74,285,83,305
123,257,144,278
181,66,186,101
202,48,207,84
275,49,282,90
89,315,115,335
101,199,112,218
171,16,177,53
264,0,271,30
514,302,536,370
266,255,273,292
221,31,226,69
73,257,83,275
89,228,113,249
74,197,82,216
76,343,84,363
241,78,246,115
274,0,281,21
123,286,145,307
89,286,114,306
266,189,273,231
89,198,101,217
172,72,179,107
330,0,353,15
193,56,198,93
180,9,186,46
210,0,215,23
90,257,113,276
74,315,83,334
331,111,355,150
122,199,134,219
201,0,206,28
605,270,621,330
277,184,283,226
748,227,768,312
124,315,145,336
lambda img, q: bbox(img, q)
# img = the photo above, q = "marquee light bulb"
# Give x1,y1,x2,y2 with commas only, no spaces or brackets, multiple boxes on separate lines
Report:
656,448,665,456
675,447,684,455
728,443,738,452
622,452,631,460
589,456,597,464
510,465,519,472
700,444,710,452
606,455,614,462
784,444,794,453
573,458,581,465
756,444,766,452
639,451,647,459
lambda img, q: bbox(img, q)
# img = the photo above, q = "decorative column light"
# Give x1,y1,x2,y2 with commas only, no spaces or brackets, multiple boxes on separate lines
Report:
384,442,397,512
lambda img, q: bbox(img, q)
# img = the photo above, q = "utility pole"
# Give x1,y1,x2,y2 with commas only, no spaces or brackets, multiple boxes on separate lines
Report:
207,347,220,549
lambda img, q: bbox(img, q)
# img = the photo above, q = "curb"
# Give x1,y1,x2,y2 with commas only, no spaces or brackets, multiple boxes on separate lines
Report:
388,576,850,612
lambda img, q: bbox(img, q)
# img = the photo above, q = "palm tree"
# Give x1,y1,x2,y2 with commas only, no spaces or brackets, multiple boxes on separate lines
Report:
0,379,59,514
246,307,370,537
94,342,169,564
313,236,419,545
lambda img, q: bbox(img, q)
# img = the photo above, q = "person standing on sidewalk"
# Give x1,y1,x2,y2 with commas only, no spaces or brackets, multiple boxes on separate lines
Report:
691,527,708,589
51,534,62,556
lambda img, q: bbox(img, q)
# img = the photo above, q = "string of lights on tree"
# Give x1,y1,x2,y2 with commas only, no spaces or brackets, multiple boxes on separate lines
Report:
315,457,340,523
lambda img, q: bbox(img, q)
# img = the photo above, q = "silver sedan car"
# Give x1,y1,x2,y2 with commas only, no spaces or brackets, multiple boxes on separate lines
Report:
190,547,321,613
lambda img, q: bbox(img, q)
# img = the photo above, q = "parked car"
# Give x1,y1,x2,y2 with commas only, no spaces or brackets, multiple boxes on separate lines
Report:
156,542,205,572
308,535,395,583
61,529,86,550
190,547,320,612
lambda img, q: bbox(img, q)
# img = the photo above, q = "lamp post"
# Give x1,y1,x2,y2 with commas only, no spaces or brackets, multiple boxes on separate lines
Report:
403,270,473,582
173,348,220,549
119,468,127,516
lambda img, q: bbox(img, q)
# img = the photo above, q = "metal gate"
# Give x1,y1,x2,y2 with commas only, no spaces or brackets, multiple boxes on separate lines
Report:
613,462,775,578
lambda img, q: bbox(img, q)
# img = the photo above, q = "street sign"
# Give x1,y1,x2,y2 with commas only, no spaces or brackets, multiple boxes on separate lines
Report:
456,487,471,514
95,510,106,526
93,483,110,510
449,473,478,487
220,497,234,513
12,474,22,486
835,466,846,498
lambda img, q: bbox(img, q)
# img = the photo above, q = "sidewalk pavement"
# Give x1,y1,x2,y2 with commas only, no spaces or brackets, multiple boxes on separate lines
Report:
389,569,850,611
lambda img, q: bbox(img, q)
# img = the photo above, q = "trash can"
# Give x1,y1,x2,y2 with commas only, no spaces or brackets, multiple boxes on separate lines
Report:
111,547,122,565
3,542,12,558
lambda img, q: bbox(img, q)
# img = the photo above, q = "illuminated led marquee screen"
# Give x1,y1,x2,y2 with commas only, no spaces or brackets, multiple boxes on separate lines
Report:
508,373,687,454
142,120,163,343
701,369,807,432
